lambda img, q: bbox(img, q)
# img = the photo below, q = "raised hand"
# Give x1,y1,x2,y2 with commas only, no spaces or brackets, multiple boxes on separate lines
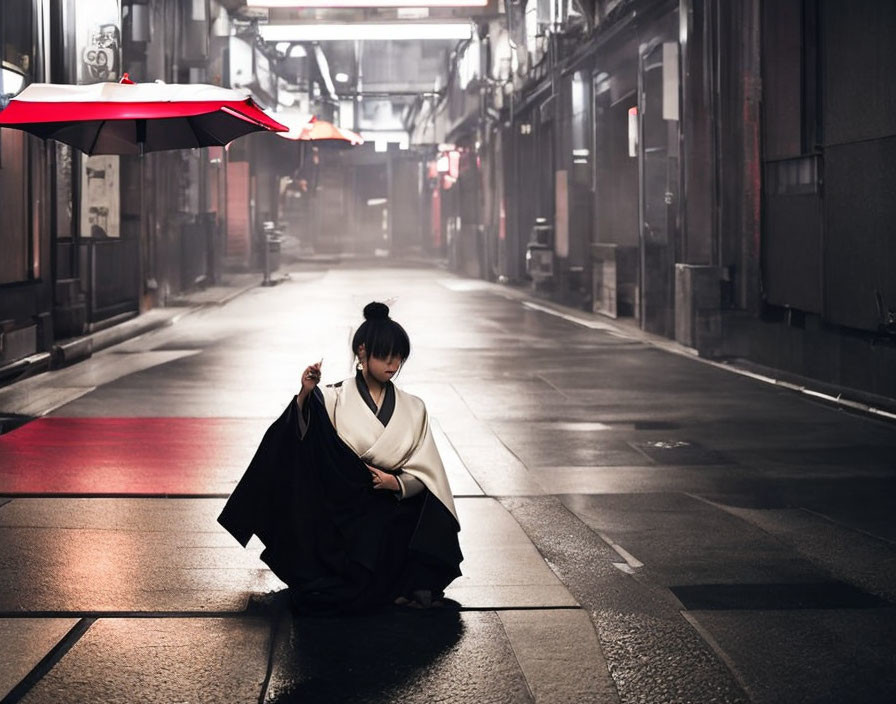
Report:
299,360,322,397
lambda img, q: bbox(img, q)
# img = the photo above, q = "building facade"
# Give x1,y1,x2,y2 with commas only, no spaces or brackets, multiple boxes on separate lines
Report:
429,0,896,400
0,0,303,376
2,0,894,400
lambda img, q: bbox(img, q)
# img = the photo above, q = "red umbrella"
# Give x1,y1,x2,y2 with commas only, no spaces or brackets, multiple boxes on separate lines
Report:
0,74,287,155
300,117,364,146
270,113,363,146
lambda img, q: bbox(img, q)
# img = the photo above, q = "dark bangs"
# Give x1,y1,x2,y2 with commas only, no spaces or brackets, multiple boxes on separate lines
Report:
353,319,411,361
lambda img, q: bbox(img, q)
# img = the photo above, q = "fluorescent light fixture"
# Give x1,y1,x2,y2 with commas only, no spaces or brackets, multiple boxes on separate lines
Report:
398,8,430,19
250,0,485,6
334,72,349,83
259,23,473,42
313,45,337,98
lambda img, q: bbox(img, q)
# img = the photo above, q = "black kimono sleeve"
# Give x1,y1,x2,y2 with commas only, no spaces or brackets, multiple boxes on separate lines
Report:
216,397,303,548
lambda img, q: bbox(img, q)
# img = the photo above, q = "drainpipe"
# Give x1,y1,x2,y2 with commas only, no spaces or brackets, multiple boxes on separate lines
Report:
739,0,761,314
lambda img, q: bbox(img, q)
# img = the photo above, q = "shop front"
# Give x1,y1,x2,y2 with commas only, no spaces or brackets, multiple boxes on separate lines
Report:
0,0,53,368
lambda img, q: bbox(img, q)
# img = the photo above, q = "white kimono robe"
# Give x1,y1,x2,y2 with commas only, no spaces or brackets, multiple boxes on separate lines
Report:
300,376,458,525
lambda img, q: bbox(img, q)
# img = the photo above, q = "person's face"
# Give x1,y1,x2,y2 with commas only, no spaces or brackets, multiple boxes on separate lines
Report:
358,345,403,383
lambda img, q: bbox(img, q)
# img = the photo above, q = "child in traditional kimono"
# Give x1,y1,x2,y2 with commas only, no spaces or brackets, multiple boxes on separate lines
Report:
218,302,462,612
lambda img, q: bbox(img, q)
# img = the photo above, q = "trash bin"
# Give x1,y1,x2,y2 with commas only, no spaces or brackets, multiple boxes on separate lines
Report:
525,220,554,282
266,234,282,273
262,221,283,285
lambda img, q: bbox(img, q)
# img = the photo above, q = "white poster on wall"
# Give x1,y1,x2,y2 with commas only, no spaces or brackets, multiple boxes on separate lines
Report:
81,155,120,238
76,0,122,238
662,42,680,121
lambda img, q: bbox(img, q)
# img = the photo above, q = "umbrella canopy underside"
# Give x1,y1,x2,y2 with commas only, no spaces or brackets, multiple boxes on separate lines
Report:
0,82,288,154
20,112,269,155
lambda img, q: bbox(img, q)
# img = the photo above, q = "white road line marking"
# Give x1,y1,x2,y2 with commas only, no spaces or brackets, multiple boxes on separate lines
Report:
522,301,624,333
722,367,896,421
612,562,636,575
598,532,644,568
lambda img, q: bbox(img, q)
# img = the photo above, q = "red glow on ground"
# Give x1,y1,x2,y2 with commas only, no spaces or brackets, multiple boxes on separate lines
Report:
0,418,266,495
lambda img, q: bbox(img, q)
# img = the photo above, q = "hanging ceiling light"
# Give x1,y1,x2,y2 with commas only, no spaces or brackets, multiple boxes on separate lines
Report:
259,23,473,42
249,0,486,6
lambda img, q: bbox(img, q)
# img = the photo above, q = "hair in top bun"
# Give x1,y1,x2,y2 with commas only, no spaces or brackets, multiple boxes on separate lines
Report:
352,301,410,362
363,301,390,321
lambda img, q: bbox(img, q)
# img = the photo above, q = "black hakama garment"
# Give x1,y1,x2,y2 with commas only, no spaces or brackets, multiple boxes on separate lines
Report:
218,384,463,613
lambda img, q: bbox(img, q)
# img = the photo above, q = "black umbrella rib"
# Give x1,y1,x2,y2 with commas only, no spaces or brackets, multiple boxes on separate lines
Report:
136,119,147,149
86,120,105,156
185,116,203,149
195,119,222,145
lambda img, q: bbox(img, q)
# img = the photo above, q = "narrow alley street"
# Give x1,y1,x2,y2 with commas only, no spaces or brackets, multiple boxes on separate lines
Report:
0,265,894,703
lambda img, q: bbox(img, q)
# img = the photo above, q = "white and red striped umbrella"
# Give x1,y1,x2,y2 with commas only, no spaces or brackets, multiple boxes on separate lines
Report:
0,76,288,155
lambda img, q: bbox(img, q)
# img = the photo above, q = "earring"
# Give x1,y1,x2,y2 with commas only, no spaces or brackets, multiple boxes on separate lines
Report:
356,361,364,372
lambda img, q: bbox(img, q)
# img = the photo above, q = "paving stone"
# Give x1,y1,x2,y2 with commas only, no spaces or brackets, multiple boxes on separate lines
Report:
498,609,619,703
447,499,577,608
19,617,270,704
446,585,578,608
430,420,483,495
0,618,78,699
0,499,279,612
265,610,533,703
0,498,229,532
456,545,568,586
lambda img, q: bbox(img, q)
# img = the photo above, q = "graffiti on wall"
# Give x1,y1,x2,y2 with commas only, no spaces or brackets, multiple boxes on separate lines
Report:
76,0,121,85
76,0,122,238
80,24,121,82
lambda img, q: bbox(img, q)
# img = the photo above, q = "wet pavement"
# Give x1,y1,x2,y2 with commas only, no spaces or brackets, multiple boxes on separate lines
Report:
0,264,894,703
